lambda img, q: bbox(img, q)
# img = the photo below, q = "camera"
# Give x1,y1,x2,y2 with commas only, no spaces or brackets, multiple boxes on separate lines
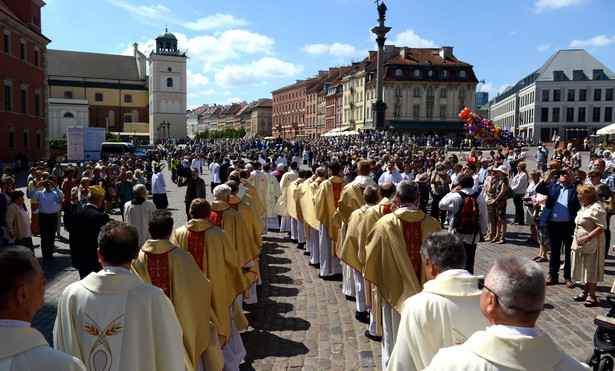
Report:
41,181,51,186
553,170,565,176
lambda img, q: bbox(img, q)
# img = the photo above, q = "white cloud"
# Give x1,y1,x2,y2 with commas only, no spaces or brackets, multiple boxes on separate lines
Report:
105,0,172,26
479,82,510,96
215,57,304,88
185,14,248,31
215,97,244,105
391,29,437,48
537,43,551,52
534,0,586,12
186,70,209,88
569,35,615,48
301,42,362,58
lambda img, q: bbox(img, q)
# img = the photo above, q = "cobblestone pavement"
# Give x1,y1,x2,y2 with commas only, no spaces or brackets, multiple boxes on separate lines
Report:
23,153,613,369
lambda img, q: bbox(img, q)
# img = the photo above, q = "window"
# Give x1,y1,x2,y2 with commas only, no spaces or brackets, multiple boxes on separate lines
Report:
36,129,41,148
34,92,40,116
541,107,548,122
552,107,560,122
427,104,433,118
427,70,433,77
395,69,403,77
553,71,564,81
553,89,561,102
124,114,133,123
412,69,421,78
566,107,574,122
63,112,74,118
458,70,467,78
440,70,448,78
573,70,584,81
593,107,601,122
605,107,613,122
34,49,39,67
413,88,420,97
440,105,446,118
394,105,400,117
413,105,419,117
8,127,15,148
567,89,575,101
606,88,614,101
459,88,465,98
579,89,587,101
20,88,27,114
593,69,604,80
578,107,586,122
95,93,103,101
167,77,173,87
594,89,602,101
440,88,447,97
4,84,12,111
3,32,9,53
20,41,25,60
427,88,434,97
124,94,132,103
64,91,72,99
395,87,402,97
23,129,29,149
542,89,549,102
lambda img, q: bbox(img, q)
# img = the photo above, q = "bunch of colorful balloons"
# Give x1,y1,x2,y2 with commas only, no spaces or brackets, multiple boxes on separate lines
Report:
458,108,514,146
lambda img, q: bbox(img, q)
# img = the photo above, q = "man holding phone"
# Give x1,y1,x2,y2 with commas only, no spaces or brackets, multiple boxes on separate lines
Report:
28,178,64,262
535,168,581,287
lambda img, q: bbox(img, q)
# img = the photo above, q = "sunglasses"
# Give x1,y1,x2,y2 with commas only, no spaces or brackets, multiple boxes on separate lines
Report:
589,175,598,178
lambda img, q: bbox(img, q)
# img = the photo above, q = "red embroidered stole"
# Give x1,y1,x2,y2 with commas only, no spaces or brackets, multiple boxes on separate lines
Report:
332,181,343,208
209,210,225,228
382,204,392,216
396,213,424,280
145,247,176,298
187,229,206,271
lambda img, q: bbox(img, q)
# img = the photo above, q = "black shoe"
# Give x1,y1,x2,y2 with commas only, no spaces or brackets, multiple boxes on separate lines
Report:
291,239,298,244
355,311,369,324
297,242,305,249
346,295,356,302
303,251,310,256
309,263,320,269
319,273,342,281
364,330,382,342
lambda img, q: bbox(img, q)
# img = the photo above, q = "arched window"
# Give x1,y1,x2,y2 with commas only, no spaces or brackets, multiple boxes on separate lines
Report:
107,110,115,126
124,114,133,123
167,78,173,87
63,112,74,118
131,109,139,122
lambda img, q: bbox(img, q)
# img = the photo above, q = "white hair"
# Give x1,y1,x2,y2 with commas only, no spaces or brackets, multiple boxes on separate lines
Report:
213,184,231,200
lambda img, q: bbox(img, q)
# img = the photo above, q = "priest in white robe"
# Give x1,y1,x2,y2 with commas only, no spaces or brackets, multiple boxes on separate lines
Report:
276,162,299,233
426,256,588,370
123,184,156,248
262,163,281,230
0,246,85,371
54,221,184,371
387,232,488,371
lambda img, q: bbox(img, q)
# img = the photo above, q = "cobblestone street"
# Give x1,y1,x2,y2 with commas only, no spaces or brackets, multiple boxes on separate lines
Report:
26,159,614,370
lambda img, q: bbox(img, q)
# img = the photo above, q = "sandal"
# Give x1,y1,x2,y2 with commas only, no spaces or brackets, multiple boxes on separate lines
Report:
584,295,598,307
532,256,541,261
573,292,588,302
536,257,549,263
496,239,506,244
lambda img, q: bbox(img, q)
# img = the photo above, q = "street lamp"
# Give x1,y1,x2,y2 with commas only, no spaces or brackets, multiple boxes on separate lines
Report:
158,122,165,138
372,1,391,131
166,121,171,138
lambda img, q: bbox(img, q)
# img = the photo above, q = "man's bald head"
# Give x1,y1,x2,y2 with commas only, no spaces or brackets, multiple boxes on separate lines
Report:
380,181,395,198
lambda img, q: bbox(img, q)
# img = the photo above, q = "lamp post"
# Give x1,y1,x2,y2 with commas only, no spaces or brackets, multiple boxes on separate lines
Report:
158,122,165,138
372,1,391,131
166,121,171,138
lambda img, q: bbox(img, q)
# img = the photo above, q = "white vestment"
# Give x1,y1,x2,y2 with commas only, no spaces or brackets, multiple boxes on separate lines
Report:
53,268,184,371
387,270,489,371
319,224,342,276
426,327,589,370
0,324,85,371
264,173,281,229
123,199,157,247
308,227,320,265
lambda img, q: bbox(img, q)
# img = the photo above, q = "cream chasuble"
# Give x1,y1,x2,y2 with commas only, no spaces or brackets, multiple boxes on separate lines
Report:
132,239,224,371
171,219,249,343
229,195,264,248
249,171,268,212
426,329,589,370
53,269,184,371
240,180,265,216
314,176,346,242
298,177,321,239
387,271,488,371
339,204,371,273
264,173,281,219
364,208,441,335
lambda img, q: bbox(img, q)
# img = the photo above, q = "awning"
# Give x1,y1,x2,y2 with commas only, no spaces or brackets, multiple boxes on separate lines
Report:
388,121,465,131
328,125,351,133
597,123,615,135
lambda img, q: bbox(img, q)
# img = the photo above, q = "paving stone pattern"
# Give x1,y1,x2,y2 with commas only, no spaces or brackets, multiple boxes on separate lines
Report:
25,154,612,369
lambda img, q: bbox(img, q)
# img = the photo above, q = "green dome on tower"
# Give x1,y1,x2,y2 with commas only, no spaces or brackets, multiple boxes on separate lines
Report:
155,28,178,54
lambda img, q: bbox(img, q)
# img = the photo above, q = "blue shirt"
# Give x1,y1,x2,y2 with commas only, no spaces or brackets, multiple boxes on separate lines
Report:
549,186,571,222
29,188,63,214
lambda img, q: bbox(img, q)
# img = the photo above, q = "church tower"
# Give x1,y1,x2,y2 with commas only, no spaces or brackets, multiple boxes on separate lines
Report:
148,29,187,140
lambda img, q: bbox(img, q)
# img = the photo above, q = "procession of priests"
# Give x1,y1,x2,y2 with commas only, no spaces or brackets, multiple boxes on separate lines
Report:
3,142,588,370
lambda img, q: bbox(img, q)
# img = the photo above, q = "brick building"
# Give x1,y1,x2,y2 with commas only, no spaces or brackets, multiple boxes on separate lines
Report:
0,0,50,165
271,79,314,138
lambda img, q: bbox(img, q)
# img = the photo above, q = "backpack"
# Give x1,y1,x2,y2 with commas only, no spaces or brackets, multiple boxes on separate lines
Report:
453,191,481,235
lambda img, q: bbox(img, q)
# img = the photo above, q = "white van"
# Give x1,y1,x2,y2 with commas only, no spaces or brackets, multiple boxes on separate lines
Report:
100,142,146,159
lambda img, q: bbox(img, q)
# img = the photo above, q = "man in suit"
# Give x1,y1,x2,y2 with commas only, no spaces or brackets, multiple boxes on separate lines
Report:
178,167,207,220
66,185,110,278
218,157,232,184
536,168,581,287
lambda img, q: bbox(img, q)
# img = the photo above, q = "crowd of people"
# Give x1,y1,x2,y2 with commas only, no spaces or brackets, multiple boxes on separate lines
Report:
0,130,608,370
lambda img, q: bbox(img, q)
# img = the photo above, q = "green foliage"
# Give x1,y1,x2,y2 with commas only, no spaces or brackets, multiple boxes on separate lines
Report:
105,131,122,142
195,127,246,139
49,138,67,149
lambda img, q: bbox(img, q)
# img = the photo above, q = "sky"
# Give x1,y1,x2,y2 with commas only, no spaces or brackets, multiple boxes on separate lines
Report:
42,0,615,110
